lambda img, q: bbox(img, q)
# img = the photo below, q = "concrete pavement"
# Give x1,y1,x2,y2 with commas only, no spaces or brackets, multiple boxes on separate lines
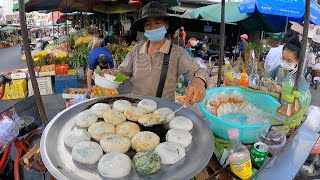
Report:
0,45,27,72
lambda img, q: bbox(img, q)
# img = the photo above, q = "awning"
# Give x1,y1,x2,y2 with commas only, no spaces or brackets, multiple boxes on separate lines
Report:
190,2,249,23
12,0,30,11
0,25,18,31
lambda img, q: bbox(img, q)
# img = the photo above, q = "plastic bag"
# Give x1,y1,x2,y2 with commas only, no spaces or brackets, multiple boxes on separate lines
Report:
0,116,19,152
304,105,320,132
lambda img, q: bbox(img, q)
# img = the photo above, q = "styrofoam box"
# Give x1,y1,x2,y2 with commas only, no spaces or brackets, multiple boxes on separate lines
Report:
28,77,53,96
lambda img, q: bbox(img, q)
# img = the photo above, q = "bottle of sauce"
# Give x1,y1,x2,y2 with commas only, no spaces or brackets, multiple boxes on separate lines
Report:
276,94,295,133
240,71,249,88
225,72,235,86
227,128,253,179
292,91,301,112
281,73,294,100
288,91,301,133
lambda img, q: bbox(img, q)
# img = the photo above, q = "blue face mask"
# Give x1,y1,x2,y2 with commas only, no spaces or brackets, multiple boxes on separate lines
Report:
144,26,167,42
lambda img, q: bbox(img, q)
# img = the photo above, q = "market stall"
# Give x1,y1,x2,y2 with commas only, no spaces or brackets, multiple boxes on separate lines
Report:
1,0,318,179
0,25,19,48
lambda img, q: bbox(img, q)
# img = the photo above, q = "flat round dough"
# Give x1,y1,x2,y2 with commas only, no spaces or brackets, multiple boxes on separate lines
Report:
155,142,186,164
90,103,111,118
137,99,157,113
64,129,91,148
75,110,98,128
88,122,115,141
131,131,160,152
133,151,161,175
113,100,132,112
166,128,192,147
138,114,164,126
98,152,131,178
124,107,147,122
116,122,140,139
72,141,103,164
169,116,193,131
100,134,131,153
103,110,126,126
154,108,174,122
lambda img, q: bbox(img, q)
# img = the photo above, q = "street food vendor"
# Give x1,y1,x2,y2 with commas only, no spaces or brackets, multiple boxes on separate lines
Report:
116,1,209,106
87,45,114,92
270,31,301,79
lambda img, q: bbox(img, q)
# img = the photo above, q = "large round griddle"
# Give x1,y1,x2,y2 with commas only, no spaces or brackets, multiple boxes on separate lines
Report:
40,95,214,180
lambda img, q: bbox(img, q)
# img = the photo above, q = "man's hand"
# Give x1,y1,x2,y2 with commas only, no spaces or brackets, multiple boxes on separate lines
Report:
184,77,206,107
101,68,114,75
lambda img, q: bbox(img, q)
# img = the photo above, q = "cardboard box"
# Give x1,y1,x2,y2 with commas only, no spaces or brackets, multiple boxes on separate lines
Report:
39,64,56,77
39,71,55,77
68,69,77,75
28,77,53,96
62,88,87,99
3,79,27,100
11,69,28,79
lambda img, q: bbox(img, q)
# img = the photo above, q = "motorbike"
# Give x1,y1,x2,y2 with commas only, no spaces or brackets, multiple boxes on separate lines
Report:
0,74,14,180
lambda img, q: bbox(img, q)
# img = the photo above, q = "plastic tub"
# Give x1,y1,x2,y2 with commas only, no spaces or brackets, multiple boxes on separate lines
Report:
199,87,280,144
93,73,122,90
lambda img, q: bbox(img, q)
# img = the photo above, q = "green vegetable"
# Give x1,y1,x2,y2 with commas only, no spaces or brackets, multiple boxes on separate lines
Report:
114,73,128,82
133,151,161,175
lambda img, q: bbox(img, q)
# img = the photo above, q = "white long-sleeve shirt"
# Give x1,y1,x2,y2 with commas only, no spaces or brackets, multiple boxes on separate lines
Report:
264,45,283,72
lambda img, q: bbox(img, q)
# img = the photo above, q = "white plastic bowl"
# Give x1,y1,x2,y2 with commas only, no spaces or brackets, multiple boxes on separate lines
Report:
93,73,122,90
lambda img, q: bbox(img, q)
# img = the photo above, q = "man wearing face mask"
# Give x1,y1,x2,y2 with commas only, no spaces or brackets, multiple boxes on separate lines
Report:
270,31,301,80
117,1,208,107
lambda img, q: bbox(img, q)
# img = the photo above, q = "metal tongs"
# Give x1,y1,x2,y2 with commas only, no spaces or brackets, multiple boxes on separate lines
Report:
143,105,185,127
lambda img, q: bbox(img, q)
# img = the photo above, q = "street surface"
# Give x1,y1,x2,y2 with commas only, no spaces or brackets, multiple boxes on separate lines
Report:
0,45,319,179
0,45,26,72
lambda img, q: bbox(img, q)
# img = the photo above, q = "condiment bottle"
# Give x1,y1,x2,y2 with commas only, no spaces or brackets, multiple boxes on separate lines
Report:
249,60,260,89
225,72,235,86
240,71,249,88
260,65,272,92
276,95,295,133
292,91,301,112
227,128,253,180
288,91,302,133
281,73,294,100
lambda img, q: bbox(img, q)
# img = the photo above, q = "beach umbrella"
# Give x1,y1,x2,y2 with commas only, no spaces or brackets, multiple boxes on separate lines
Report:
190,2,249,23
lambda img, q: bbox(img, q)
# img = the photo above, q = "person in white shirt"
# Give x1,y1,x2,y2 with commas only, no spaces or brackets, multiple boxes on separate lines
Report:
264,41,284,72
304,47,316,80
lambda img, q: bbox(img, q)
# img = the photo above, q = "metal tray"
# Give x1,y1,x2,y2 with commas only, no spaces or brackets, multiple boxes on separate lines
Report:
40,95,214,180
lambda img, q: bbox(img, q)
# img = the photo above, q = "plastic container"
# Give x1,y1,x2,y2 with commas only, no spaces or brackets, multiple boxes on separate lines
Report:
94,73,122,90
256,125,286,155
55,64,69,75
199,87,280,144
55,75,78,94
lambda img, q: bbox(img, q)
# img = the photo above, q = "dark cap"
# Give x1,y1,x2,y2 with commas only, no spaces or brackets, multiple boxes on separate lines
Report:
130,1,182,33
